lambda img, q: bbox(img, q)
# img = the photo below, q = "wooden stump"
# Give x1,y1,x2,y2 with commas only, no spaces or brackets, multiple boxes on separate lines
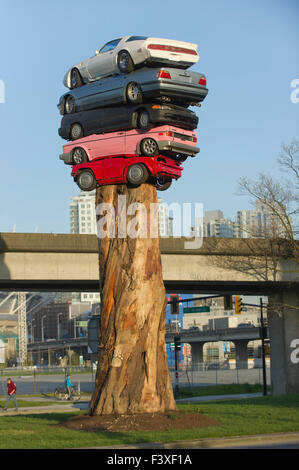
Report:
89,183,176,415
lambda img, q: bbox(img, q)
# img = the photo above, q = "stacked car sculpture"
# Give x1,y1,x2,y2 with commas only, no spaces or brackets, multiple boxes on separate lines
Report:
58,35,208,192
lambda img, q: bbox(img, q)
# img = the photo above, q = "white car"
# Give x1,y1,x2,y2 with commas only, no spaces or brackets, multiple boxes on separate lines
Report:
63,35,199,89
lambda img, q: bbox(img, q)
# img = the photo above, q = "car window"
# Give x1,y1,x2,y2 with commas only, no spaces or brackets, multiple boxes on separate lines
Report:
99,38,121,54
125,36,148,42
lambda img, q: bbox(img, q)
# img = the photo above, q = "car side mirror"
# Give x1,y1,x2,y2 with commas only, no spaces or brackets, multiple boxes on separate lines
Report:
95,50,100,55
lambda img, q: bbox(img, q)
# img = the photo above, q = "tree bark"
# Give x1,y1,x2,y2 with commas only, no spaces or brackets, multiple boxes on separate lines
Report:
89,183,176,415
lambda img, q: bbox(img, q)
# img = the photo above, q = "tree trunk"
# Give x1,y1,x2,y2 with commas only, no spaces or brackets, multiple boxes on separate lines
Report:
89,183,176,415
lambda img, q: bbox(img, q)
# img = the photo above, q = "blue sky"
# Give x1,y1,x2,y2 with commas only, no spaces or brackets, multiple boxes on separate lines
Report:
0,0,298,233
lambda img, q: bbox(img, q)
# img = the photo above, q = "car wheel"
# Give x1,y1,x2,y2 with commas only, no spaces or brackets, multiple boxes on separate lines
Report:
70,68,83,89
155,178,172,191
137,109,150,130
117,50,134,73
126,82,142,104
72,147,88,164
70,123,83,140
140,138,158,157
126,164,149,186
64,95,76,114
76,169,97,191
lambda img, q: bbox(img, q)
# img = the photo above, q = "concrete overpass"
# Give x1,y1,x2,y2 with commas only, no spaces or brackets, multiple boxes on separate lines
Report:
0,233,298,293
1,233,299,395
27,326,266,369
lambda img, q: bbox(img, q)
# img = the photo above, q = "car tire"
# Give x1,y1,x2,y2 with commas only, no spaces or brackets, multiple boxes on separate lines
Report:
137,109,150,130
155,178,172,191
140,138,158,157
76,169,97,191
72,147,88,165
70,68,83,89
126,82,142,104
70,123,84,141
117,50,134,73
126,163,149,186
64,95,76,114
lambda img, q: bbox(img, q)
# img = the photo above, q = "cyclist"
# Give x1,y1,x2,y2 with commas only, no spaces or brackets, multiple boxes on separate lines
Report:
65,374,74,400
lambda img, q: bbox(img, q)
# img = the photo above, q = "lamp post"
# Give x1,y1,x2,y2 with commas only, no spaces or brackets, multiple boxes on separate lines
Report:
41,315,46,342
57,313,63,340
30,319,35,344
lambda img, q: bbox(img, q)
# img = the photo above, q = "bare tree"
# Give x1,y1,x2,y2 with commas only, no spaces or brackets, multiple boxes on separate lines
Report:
238,140,299,266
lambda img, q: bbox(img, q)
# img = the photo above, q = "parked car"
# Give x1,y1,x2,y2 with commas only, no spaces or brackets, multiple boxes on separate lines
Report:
58,67,208,115
58,103,199,141
71,154,183,192
63,36,199,89
188,326,200,331
59,125,199,165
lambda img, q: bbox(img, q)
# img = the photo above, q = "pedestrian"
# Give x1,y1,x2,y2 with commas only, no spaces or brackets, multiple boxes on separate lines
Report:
3,378,18,412
65,374,74,400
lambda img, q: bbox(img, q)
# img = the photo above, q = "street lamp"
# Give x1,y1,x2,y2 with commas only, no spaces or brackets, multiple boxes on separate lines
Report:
29,319,35,343
41,315,46,342
57,312,63,339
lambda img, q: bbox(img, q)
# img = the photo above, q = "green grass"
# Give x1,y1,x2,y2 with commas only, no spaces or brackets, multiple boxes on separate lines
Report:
0,395,298,448
176,383,270,398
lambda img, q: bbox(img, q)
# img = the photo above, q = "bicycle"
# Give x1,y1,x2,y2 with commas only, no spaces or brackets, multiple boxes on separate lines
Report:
54,385,81,401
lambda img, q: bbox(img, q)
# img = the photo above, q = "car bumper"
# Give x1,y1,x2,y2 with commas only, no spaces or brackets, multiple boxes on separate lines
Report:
157,140,199,157
148,106,198,130
143,82,208,104
59,152,72,164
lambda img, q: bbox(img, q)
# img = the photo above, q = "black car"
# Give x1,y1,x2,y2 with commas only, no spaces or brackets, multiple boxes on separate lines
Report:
58,103,199,141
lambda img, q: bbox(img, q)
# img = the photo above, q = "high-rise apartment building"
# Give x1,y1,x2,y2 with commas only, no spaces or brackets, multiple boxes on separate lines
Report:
69,190,99,303
70,190,97,235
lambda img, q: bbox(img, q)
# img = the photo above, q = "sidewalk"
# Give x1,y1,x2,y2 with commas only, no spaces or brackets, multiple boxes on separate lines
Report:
0,392,263,415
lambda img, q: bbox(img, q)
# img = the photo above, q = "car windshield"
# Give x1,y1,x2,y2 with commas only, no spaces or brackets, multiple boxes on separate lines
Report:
99,38,121,54
126,36,148,42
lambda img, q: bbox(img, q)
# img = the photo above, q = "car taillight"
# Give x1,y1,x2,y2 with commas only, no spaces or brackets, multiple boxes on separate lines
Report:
166,131,174,137
147,44,198,56
199,77,207,86
157,70,171,79
152,105,161,109
193,136,197,143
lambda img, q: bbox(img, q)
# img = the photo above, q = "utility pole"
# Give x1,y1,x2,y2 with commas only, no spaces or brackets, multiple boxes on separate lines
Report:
260,297,267,396
17,292,27,367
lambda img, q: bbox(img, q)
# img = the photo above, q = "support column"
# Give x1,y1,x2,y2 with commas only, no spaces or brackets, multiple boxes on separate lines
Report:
191,342,205,370
233,339,249,369
268,289,299,395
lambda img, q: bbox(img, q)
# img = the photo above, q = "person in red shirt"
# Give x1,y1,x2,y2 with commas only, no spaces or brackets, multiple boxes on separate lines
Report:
3,378,18,411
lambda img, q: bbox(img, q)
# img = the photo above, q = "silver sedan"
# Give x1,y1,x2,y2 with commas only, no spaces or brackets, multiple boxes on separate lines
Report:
63,36,199,89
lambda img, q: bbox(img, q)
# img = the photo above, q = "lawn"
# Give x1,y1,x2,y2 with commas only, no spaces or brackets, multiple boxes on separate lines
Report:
176,383,270,398
0,395,298,448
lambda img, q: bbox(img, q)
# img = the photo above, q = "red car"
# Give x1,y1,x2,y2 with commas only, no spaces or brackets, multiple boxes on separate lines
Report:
71,154,183,192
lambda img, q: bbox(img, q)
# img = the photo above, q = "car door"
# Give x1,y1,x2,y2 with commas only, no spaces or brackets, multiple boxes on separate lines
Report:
86,38,121,80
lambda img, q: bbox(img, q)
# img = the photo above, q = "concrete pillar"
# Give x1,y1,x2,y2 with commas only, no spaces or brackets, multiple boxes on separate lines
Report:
233,339,249,369
268,289,299,395
191,342,205,369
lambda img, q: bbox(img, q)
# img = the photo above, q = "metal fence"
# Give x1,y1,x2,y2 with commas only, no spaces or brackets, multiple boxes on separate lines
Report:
169,361,271,388
0,361,271,396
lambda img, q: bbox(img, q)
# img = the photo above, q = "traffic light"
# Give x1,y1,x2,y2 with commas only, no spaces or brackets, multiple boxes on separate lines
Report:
224,295,233,310
174,335,181,351
234,295,243,314
170,294,180,314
